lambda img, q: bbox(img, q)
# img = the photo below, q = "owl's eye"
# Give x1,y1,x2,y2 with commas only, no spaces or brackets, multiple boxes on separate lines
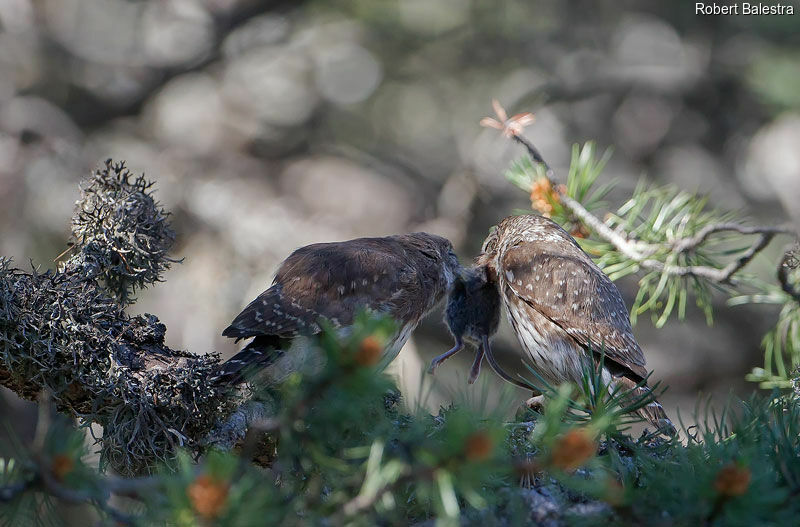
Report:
481,230,498,254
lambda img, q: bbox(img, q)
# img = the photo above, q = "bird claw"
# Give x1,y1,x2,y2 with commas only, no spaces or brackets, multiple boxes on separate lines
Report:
525,395,546,413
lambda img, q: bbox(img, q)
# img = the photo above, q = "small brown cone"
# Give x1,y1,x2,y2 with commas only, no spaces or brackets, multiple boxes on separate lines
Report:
464,431,494,462
530,178,559,217
714,464,751,497
550,428,597,472
603,479,626,507
355,335,383,366
188,474,230,520
51,454,74,481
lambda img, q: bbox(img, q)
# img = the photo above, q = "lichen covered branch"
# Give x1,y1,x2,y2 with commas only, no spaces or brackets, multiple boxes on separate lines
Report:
0,160,241,475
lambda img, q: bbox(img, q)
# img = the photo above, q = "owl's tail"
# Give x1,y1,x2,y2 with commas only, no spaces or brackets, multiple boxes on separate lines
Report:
616,376,677,436
214,335,284,386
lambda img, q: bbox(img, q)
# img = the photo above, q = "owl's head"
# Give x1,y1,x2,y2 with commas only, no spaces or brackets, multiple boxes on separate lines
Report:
475,225,499,276
401,232,462,287
481,214,579,255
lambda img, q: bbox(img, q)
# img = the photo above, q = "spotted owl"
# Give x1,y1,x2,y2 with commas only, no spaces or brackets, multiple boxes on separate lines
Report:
216,232,461,384
477,214,674,433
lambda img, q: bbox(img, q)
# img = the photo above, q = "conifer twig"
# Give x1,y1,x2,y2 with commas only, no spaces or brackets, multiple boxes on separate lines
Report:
509,127,795,284
778,245,800,302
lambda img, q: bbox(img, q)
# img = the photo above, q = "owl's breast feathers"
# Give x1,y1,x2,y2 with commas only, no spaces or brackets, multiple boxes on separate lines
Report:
484,214,673,434
496,223,647,381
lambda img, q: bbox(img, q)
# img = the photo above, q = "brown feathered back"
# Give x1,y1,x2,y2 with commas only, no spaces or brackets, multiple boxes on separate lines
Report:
218,232,460,384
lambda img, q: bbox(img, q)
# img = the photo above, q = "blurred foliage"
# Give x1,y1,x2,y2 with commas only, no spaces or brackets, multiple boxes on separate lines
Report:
730,254,800,388
747,50,800,112
4,315,800,526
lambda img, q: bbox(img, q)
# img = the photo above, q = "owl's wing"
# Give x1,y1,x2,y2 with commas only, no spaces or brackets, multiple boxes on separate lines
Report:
500,244,648,379
222,239,423,340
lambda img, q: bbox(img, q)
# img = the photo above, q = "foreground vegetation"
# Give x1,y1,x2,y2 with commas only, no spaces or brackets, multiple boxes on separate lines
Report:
3,316,800,526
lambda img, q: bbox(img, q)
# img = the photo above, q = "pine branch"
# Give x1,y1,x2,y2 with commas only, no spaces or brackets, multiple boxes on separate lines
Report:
778,245,800,302
338,466,432,519
0,397,162,525
0,457,161,525
509,133,795,285
672,223,793,253
35,468,137,526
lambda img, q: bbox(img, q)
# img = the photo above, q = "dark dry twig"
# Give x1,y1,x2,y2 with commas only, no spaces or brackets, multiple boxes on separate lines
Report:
36,466,138,526
671,223,795,253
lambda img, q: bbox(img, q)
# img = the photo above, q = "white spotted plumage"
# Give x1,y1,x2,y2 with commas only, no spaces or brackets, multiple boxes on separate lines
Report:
478,214,675,434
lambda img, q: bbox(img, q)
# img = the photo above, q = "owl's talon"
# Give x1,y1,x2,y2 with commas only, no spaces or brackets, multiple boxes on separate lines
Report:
525,395,546,412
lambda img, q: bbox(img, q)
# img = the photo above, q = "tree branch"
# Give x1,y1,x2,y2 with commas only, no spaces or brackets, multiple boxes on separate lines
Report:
671,223,795,253
778,245,800,302
0,160,265,476
337,465,434,520
509,133,796,284
0,398,163,525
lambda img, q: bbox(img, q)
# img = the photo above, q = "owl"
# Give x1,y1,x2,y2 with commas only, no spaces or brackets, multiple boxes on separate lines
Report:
477,214,674,433
217,232,461,384
429,265,534,391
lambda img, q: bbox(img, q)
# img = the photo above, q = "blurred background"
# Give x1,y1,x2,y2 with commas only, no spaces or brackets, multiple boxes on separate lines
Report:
1,0,799,436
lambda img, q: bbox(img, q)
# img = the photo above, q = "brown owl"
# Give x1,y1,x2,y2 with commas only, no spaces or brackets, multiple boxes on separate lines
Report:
217,233,461,384
477,214,674,433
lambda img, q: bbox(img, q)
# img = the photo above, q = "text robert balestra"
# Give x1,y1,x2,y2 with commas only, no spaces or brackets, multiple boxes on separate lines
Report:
695,2,795,14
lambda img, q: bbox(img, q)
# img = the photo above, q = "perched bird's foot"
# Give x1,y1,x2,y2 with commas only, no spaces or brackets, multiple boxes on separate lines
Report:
525,394,546,412
518,472,534,489
656,418,678,437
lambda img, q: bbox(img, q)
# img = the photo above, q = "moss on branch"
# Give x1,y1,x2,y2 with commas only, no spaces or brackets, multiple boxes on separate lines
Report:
0,160,239,475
